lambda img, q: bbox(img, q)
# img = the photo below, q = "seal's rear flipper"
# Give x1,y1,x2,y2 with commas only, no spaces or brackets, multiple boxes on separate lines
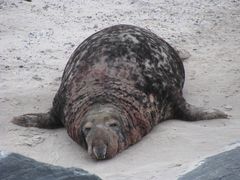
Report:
12,112,63,129
173,94,228,121
173,47,191,61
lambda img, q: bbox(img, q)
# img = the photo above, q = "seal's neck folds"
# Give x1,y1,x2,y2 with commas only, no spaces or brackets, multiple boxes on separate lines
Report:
85,103,121,117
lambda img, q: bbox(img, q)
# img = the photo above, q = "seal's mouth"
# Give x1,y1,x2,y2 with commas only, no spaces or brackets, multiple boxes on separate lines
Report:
92,144,107,160
88,144,109,160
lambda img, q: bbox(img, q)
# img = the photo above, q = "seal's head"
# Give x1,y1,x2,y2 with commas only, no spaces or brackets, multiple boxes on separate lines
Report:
80,104,126,160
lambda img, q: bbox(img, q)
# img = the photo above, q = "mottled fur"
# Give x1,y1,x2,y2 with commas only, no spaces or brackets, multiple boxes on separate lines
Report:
13,25,227,160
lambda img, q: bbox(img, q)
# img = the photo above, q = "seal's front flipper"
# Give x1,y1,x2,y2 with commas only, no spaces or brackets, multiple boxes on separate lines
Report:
12,112,63,129
173,94,228,121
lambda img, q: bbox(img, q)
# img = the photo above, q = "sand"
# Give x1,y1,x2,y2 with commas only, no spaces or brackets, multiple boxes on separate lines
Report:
0,0,239,179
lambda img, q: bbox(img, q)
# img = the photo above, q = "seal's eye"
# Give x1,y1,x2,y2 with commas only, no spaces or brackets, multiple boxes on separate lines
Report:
83,127,91,135
107,121,119,128
110,123,118,127
83,123,92,135
84,127,91,132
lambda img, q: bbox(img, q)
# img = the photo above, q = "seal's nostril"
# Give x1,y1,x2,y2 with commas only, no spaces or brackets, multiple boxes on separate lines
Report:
93,145,107,160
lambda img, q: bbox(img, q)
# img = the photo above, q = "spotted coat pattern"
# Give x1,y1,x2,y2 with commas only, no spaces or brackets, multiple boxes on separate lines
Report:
51,24,185,151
